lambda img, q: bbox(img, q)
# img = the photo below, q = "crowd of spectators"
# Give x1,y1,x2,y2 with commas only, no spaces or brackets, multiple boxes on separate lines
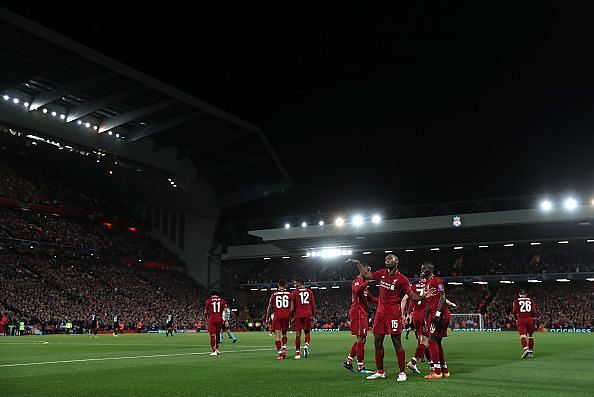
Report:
0,248,209,332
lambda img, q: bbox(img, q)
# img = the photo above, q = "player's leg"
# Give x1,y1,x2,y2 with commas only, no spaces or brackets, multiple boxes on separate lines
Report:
390,333,407,381
281,325,288,355
295,328,302,359
367,333,386,379
274,329,283,358
437,338,449,376
303,317,311,358
425,335,443,378
345,337,358,367
356,335,371,373
208,322,218,355
228,329,237,342
408,319,425,372
527,319,535,356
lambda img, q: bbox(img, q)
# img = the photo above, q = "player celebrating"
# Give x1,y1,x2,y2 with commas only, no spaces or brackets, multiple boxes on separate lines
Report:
221,305,238,343
165,313,174,337
512,289,537,359
421,263,451,379
265,279,291,360
205,290,227,356
348,255,432,381
289,279,316,359
343,265,378,374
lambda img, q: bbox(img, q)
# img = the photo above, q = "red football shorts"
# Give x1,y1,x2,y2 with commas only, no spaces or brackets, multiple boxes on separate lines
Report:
294,317,311,332
350,316,368,336
516,318,535,336
208,320,222,335
272,315,290,331
373,312,402,335
426,312,450,338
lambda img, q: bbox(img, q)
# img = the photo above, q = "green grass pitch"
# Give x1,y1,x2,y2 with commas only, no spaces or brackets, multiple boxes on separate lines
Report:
1,331,592,396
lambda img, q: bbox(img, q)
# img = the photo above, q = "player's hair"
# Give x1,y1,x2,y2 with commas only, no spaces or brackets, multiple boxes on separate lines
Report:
422,263,435,273
278,279,287,287
295,278,304,286
519,289,527,296
386,254,399,261
210,290,219,296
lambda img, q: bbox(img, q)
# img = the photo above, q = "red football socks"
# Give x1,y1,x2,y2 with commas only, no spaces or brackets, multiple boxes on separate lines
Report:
438,343,448,374
397,350,406,373
375,349,384,371
429,341,441,375
275,340,281,351
521,336,527,349
210,335,216,351
528,337,534,350
347,342,357,363
295,334,301,351
356,342,365,363
305,332,311,345
281,335,287,346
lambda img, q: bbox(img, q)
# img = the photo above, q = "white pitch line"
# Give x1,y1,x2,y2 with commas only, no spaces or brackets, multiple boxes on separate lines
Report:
0,341,49,345
0,348,274,367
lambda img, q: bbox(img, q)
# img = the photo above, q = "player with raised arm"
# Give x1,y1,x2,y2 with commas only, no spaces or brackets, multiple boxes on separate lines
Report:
343,265,378,374
421,263,451,379
290,279,316,359
220,305,238,343
512,289,537,359
265,279,291,360
347,255,433,382
205,290,227,356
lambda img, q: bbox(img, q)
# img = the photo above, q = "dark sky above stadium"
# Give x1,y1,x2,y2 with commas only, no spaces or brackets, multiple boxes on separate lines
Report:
7,2,594,219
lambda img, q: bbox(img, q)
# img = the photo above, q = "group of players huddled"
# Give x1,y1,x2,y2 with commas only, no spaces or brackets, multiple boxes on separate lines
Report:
258,253,538,381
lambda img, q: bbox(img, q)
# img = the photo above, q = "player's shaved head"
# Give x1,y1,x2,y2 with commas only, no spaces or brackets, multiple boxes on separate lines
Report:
384,254,399,270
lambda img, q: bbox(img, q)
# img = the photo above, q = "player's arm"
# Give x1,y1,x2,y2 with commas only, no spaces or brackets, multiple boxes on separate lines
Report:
265,295,273,324
346,259,373,280
407,287,434,301
401,294,409,315
445,299,457,308
430,291,446,331
511,299,518,321
367,290,379,304
289,292,295,318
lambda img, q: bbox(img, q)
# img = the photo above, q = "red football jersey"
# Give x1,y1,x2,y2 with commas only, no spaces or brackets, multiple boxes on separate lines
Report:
424,275,450,316
291,287,316,318
409,279,427,315
371,268,411,316
269,289,291,319
205,296,227,322
350,276,374,317
512,297,537,319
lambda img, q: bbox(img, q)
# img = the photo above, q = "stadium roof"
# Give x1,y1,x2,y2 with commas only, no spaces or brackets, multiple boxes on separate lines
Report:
0,8,292,209
221,206,594,258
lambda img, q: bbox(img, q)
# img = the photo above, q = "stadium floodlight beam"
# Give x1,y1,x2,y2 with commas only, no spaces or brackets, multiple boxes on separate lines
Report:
84,122,91,128
540,200,553,211
504,243,514,247
362,251,371,255
385,250,393,253
318,220,324,226
23,102,29,107
2,95,9,100
530,242,541,245
564,197,578,210
528,279,542,283
372,214,381,224
12,98,19,104
454,246,463,250
587,239,594,243
405,249,414,252
556,278,570,282
284,223,290,229
352,215,364,226
42,108,48,113
335,217,344,226
301,221,307,227
430,247,440,251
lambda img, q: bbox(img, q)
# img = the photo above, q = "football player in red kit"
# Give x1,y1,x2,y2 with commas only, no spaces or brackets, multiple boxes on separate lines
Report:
205,290,227,356
290,279,316,359
265,279,291,360
512,289,537,359
421,263,451,379
343,265,378,374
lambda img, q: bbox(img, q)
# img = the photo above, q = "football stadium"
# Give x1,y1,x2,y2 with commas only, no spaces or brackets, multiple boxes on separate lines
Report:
1,5,594,397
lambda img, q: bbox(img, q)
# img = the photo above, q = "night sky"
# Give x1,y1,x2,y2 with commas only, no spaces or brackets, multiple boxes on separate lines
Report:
6,3,594,219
